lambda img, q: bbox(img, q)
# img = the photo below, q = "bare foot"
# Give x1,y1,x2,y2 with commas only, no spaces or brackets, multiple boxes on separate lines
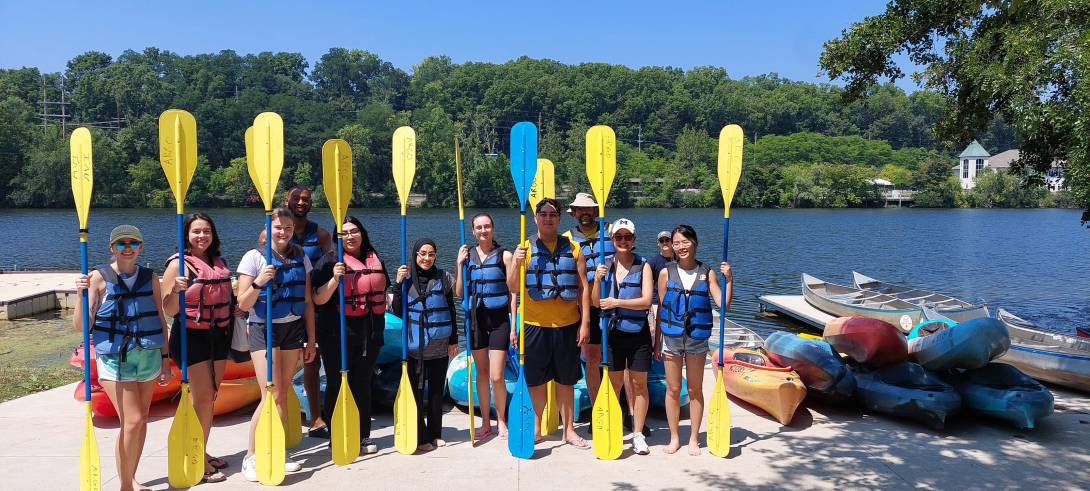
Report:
498,425,509,439
687,441,701,456
434,438,447,447
663,440,681,454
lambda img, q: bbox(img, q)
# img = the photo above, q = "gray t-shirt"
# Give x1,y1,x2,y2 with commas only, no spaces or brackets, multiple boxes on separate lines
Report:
237,248,313,323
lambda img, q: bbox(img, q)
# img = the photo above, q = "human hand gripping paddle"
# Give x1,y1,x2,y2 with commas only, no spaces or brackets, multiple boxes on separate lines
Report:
160,110,204,488
70,127,100,491
392,126,419,455
587,125,622,460
508,122,538,459
707,124,744,458
528,159,560,437
323,139,361,466
249,112,286,485
454,137,477,446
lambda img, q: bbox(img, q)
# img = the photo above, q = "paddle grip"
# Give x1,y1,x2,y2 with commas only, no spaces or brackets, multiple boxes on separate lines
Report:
178,213,188,382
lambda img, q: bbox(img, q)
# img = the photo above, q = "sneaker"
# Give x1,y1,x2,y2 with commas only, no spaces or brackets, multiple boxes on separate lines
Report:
285,458,302,472
632,432,650,455
361,438,378,455
242,455,258,482
623,414,634,431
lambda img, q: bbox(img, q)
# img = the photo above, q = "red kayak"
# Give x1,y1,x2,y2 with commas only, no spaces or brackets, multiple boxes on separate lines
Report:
1077,326,1090,339
824,316,908,367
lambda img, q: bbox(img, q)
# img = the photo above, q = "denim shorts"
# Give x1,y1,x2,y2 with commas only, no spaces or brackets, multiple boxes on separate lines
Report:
661,332,710,357
96,345,163,382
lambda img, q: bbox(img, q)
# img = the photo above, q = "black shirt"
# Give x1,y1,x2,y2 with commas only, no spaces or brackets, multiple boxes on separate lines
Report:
646,253,676,304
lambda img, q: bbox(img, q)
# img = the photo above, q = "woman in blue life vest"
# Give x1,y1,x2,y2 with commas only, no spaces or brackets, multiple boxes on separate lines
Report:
392,238,460,451
590,218,654,456
236,208,317,481
654,224,733,457
311,216,390,455
73,225,172,491
454,213,516,440
161,213,236,483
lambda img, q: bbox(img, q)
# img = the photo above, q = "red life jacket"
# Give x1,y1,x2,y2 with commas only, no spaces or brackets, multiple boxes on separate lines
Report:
168,254,233,330
343,250,386,316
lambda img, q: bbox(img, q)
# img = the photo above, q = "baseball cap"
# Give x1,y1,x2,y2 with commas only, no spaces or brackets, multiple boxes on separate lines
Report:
612,218,635,234
109,225,143,244
657,231,671,240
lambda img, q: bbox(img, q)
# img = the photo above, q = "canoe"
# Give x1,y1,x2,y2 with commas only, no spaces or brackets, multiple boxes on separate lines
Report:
851,362,962,429
823,316,908,367
803,273,923,332
764,331,856,403
936,363,1053,429
715,318,765,349
717,347,806,425
852,271,990,322
908,308,1010,371
995,308,1090,392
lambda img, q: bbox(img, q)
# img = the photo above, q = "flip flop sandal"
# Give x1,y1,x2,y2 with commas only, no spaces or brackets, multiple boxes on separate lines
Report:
563,437,592,450
308,425,331,439
207,457,228,470
201,470,227,483
474,427,495,439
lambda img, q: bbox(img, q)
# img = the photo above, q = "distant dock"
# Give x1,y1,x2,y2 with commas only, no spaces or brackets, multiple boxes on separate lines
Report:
0,271,79,320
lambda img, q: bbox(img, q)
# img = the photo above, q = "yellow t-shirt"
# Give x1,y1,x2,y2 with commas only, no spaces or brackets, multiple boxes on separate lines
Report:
521,236,582,328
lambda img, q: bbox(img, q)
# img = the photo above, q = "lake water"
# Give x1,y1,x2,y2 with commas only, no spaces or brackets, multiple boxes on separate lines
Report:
2,207,1087,335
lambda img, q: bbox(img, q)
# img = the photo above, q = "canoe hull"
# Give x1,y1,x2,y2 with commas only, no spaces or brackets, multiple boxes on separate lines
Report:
824,316,908,367
995,308,1090,393
908,317,1011,371
764,332,856,404
852,362,961,429
937,364,1053,429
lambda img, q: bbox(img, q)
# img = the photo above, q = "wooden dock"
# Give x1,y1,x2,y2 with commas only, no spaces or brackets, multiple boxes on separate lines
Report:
757,294,834,330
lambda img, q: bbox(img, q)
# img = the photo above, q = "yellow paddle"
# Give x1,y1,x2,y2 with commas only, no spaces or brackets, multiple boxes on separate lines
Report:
250,112,286,485
323,138,361,466
286,386,302,448
586,126,622,460
160,109,204,488
528,159,560,437
707,124,744,458
392,126,419,455
70,127,100,491
453,137,477,446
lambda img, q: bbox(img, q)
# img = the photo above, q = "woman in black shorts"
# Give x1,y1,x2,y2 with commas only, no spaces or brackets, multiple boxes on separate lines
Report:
455,213,516,439
591,218,654,455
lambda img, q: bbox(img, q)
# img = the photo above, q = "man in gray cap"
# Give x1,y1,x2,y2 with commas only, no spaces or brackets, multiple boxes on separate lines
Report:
562,192,613,406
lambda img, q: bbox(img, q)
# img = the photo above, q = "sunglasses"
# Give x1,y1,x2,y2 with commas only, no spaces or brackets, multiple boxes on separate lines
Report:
658,238,672,244
612,234,635,242
113,240,142,250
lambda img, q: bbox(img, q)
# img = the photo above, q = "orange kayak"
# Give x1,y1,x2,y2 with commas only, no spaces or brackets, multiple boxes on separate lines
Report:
715,347,806,425
213,377,261,415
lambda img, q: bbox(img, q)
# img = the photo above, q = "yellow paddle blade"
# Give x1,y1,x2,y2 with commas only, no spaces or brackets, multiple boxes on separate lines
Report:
331,372,361,466
585,126,617,215
255,387,286,485
540,380,559,435
707,367,732,457
79,402,101,491
592,369,623,460
718,124,744,218
69,128,93,230
158,109,198,213
529,158,556,209
322,139,353,229
455,137,465,220
245,126,258,189
393,361,418,454
392,126,417,215
286,386,302,448
167,384,205,488
251,113,284,211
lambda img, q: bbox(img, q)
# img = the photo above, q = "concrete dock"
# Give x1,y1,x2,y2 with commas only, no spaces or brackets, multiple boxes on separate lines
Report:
0,271,79,320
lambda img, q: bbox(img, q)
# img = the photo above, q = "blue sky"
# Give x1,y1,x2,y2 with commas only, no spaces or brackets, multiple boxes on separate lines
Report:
0,0,920,91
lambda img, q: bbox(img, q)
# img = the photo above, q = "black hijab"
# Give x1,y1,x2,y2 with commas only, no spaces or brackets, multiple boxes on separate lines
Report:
410,237,438,295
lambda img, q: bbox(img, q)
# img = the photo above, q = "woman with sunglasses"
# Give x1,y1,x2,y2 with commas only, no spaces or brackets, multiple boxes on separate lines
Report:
311,216,390,455
590,218,654,455
73,225,172,491
392,238,460,451
454,213,515,440
159,212,234,483
236,208,317,480
655,224,733,456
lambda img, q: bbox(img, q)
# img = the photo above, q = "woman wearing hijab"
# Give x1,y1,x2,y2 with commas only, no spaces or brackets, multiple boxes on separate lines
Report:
392,238,460,451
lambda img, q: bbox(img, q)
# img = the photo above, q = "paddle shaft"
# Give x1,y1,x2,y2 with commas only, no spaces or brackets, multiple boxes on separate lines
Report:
598,217,608,368
400,215,407,361
338,236,347,371
81,237,91,401
265,213,274,384
177,213,189,381
718,218,728,366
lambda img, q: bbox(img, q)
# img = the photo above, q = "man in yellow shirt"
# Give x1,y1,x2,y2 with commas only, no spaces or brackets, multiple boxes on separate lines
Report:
508,198,592,449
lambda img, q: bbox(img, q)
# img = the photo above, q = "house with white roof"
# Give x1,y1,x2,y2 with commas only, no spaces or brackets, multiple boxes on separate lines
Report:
953,145,1065,192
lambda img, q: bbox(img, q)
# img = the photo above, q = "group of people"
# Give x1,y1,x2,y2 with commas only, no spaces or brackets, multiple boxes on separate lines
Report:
72,188,733,490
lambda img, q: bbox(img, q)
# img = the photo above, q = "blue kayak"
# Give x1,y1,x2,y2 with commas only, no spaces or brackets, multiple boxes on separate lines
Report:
377,312,404,365
648,358,691,408
908,316,1011,371
764,331,856,404
851,362,961,429
446,347,593,416
937,363,1053,429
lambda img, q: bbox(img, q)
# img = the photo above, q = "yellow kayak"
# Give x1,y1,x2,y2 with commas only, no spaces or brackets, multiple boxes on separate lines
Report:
715,348,807,425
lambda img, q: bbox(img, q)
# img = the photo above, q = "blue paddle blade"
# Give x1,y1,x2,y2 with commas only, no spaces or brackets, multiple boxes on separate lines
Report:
508,371,536,459
509,122,539,209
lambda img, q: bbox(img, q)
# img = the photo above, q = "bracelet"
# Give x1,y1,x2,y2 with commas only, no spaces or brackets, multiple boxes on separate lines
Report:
161,353,169,359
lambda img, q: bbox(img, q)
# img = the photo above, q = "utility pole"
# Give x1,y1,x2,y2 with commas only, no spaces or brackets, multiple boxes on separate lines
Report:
39,75,71,139
637,125,643,153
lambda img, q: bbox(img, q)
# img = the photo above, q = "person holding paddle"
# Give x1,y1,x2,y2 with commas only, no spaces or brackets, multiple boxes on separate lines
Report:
237,208,317,480
590,218,654,455
455,212,517,440
73,225,172,491
509,198,592,449
311,216,390,455
655,224,733,456
160,213,235,483
563,193,614,404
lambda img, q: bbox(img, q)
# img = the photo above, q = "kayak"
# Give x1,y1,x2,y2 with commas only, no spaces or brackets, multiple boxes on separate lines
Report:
210,377,261,415
936,363,1053,429
445,350,518,417
648,358,691,409
764,331,856,404
72,370,182,418
716,347,806,425
377,312,404,365
824,316,907,367
851,362,962,429
908,312,1011,371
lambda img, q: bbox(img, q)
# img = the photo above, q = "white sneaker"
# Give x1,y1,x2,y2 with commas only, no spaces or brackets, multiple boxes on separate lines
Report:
632,432,650,455
285,458,302,472
361,438,378,455
242,455,258,482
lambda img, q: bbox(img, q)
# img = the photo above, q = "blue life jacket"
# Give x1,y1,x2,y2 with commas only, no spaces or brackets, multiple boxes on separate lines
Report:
465,246,509,311
291,220,324,265
568,226,615,283
405,272,453,352
659,262,713,340
601,255,648,333
92,264,165,357
253,248,307,320
526,235,580,302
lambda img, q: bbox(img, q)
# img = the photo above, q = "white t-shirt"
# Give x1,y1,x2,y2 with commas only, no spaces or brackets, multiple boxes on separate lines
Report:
238,248,313,323
678,266,700,290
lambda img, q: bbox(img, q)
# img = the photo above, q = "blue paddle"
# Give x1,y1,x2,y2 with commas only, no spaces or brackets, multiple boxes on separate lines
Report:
508,122,538,459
